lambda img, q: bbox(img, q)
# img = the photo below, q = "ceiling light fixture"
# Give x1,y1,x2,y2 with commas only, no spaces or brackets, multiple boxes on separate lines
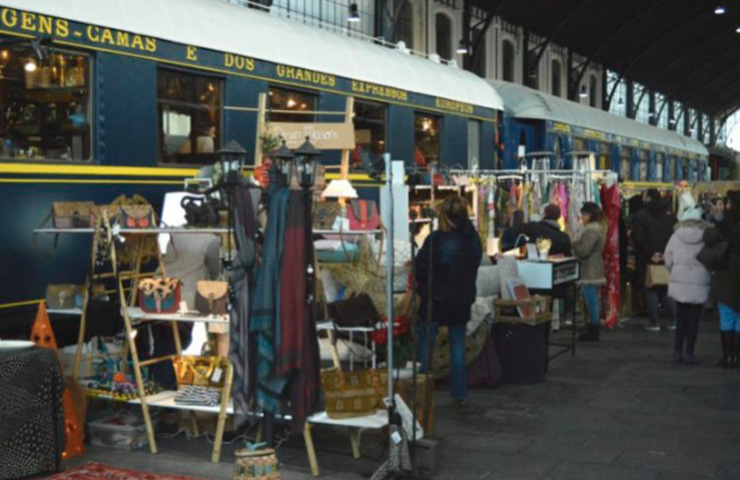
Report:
456,40,469,55
715,5,726,15
348,3,360,23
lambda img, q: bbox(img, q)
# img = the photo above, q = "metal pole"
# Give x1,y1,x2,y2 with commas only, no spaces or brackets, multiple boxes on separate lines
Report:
384,153,395,415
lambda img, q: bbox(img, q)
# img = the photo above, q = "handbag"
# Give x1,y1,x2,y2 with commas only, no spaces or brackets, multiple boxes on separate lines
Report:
120,204,155,229
181,196,219,228
138,277,181,313
52,201,95,228
320,367,388,419
328,293,381,328
46,284,81,309
90,204,121,226
313,201,342,231
172,355,223,387
348,199,380,231
646,264,670,288
195,281,229,315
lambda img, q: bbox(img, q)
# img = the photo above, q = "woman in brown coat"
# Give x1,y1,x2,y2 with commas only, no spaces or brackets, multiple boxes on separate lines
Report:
571,202,607,342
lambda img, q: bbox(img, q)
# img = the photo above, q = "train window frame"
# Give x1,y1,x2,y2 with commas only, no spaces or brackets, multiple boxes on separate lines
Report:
268,86,317,123
0,43,93,164
415,112,442,167
353,99,387,159
157,67,224,166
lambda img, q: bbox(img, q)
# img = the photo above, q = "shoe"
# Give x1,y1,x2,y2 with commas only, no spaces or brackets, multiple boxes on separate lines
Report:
663,324,677,331
578,325,599,342
683,354,702,365
673,352,684,364
717,331,733,368
644,324,661,332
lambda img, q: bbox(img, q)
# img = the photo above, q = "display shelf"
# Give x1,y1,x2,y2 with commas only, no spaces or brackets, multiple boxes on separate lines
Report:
47,307,83,315
313,229,382,235
307,410,388,429
127,307,229,325
128,390,235,414
408,218,433,224
35,227,230,235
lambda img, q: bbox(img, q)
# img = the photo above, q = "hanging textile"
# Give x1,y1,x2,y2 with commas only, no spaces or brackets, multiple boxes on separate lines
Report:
567,180,584,237
521,182,530,223
230,185,261,415
486,182,496,255
600,182,621,329
250,188,291,414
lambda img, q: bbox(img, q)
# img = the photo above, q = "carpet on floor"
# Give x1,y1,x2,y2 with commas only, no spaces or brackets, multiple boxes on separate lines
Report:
46,462,207,480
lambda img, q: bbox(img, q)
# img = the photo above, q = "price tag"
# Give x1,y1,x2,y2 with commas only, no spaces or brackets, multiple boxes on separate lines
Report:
212,367,223,384
391,431,402,445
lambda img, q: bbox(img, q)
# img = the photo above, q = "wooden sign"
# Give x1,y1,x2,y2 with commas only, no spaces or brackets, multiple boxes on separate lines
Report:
267,122,356,150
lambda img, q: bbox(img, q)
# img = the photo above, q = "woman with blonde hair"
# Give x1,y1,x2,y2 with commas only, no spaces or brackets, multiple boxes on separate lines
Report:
415,195,482,405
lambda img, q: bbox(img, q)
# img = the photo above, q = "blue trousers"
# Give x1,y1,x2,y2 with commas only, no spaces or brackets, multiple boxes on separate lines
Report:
581,285,601,326
417,322,467,401
718,303,740,332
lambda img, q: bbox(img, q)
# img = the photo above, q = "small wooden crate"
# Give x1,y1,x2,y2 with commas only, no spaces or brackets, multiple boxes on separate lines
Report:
493,295,552,326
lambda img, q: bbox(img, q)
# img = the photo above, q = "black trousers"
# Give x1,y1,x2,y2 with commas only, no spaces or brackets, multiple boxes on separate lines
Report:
675,302,702,355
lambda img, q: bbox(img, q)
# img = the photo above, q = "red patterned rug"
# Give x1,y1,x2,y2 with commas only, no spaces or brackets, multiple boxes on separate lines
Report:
47,462,207,480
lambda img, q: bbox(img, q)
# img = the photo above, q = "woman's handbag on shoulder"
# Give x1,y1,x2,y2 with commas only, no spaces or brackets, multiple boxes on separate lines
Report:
138,277,181,313
646,264,670,288
195,281,229,315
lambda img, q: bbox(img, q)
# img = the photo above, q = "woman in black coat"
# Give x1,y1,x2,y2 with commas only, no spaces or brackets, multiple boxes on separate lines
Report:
415,195,482,404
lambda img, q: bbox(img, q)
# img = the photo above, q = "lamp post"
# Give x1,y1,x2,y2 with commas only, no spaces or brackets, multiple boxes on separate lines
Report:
293,137,321,308
216,139,247,269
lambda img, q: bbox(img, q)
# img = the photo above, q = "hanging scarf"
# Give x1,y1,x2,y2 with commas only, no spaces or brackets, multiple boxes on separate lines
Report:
601,183,621,329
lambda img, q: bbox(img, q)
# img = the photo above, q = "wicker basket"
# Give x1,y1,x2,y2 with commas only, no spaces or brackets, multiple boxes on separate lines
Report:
320,368,387,419
493,295,552,326
233,448,280,480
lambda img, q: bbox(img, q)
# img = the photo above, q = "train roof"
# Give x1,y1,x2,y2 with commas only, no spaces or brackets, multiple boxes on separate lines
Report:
490,80,708,157
7,0,505,112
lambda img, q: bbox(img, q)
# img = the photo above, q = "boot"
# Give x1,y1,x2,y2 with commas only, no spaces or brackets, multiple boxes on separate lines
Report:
578,325,599,342
717,331,733,368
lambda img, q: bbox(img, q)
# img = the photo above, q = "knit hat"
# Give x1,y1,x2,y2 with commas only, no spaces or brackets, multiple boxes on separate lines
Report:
544,204,561,220
680,206,703,222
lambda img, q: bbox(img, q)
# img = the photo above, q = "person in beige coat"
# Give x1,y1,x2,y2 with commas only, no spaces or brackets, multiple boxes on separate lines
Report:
571,202,607,342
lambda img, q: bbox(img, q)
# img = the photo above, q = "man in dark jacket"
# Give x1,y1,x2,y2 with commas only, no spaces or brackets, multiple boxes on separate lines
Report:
704,190,740,367
523,204,572,257
632,189,677,331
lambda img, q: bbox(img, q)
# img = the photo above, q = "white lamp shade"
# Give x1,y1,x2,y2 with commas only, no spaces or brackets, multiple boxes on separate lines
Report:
321,179,358,199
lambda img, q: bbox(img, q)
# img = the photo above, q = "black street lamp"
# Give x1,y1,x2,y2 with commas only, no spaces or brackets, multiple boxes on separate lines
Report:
217,139,247,184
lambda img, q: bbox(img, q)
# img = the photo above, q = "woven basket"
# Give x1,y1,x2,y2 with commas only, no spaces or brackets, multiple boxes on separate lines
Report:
321,368,387,419
233,448,280,480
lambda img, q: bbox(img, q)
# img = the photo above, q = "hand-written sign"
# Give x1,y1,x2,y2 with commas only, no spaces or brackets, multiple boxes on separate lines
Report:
268,123,356,150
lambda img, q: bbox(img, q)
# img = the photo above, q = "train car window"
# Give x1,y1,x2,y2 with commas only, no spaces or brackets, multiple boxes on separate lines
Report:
415,113,441,166
0,45,91,162
467,120,480,170
354,100,386,156
268,87,316,123
638,149,648,181
158,69,222,165
435,13,452,60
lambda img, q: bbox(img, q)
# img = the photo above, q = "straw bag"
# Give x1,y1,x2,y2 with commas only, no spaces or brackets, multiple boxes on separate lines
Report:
120,204,155,228
173,355,224,387
195,281,229,315
138,277,181,313
313,201,341,231
52,202,95,228
233,448,280,480
90,204,122,226
320,367,387,419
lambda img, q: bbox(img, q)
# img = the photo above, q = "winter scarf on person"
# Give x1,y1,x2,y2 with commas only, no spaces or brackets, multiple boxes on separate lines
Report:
664,219,712,305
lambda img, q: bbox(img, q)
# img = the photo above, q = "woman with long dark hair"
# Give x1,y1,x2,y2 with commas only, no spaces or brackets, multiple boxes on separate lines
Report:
415,195,482,405
571,202,607,342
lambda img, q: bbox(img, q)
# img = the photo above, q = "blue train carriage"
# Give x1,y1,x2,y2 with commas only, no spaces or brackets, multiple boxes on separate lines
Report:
0,0,502,330
490,81,708,182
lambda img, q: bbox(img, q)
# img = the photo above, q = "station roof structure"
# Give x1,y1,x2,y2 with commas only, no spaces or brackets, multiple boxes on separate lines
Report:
474,0,740,117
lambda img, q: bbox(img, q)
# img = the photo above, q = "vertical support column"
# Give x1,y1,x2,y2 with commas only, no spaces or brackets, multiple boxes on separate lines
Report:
567,49,575,101
710,116,717,145
254,92,267,167
374,0,386,42
462,0,471,71
648,91,657,126
522,29,530,88
601,69,609,111
668,99,675,131
697,114,704,141
625,79,635,119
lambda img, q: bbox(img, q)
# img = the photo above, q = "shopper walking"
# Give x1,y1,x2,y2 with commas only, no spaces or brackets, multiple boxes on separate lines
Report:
664,202,712,364
703,191,740,368
632,189,677,331
571,202,607,342
415,195,482,405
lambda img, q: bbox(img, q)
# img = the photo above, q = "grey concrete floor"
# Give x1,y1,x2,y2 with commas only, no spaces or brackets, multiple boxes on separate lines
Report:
63,318,740,480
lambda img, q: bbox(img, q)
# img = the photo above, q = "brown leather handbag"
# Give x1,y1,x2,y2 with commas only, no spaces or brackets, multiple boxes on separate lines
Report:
195,281,229,315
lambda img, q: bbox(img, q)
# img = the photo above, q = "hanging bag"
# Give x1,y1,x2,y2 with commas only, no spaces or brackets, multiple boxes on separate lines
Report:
347,199,380,231
646,264,670,288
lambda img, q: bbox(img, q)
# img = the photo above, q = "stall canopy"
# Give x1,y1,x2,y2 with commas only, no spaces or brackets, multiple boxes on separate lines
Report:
491,80,708,157
8,0,504,111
